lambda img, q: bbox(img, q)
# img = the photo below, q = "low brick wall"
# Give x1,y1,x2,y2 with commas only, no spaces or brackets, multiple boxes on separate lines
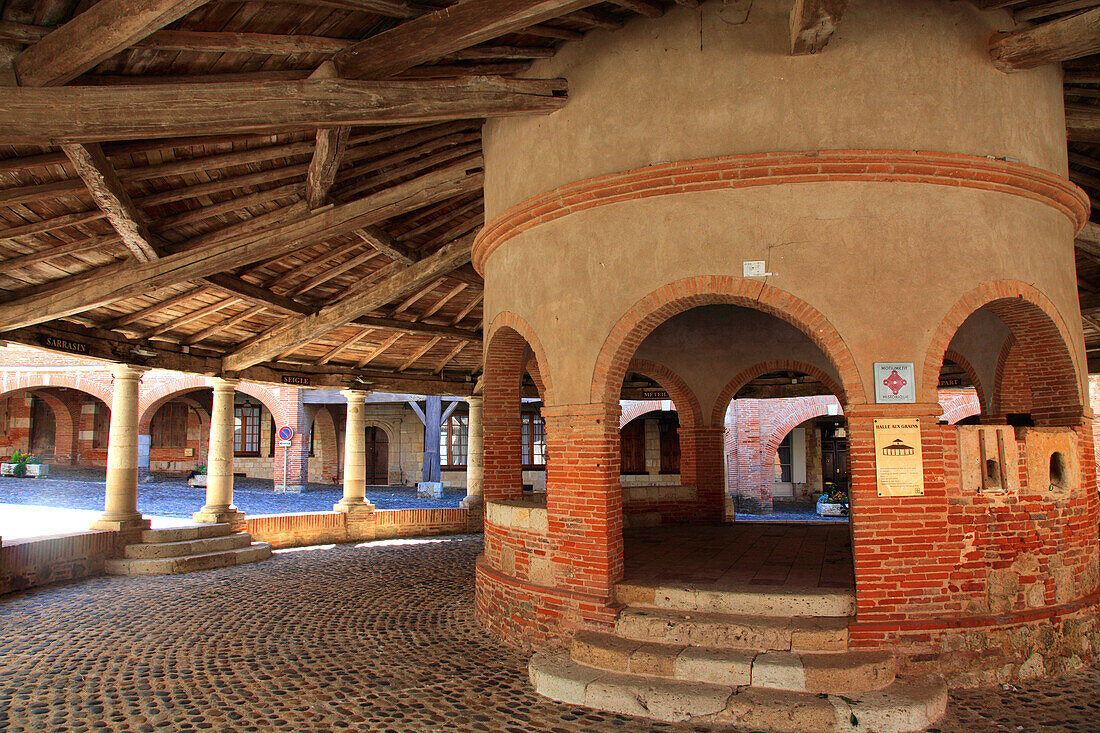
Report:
622,484,698,523
0,531,114,595
245,508,471,549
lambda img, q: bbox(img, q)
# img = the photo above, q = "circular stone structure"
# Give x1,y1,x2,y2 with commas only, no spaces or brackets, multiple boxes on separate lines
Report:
472,0,1098,706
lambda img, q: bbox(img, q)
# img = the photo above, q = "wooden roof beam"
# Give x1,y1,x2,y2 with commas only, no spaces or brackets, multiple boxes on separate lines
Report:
398,336,442,371
357,332,403,367
0,77,567,144
223,233,475,371
989,7,1100,71
185,305,267,345
330,0,599,80
12,0,212,86
316,328,374,365
0,161,482,331
1068,104,1100,143
789,0,847,55
0,235,123,271
355,226,418,264
433,340,467,373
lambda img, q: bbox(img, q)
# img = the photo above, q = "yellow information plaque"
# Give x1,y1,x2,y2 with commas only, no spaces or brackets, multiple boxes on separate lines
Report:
873,418,924,497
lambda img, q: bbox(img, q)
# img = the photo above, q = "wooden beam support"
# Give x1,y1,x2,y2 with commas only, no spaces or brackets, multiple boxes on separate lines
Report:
989,7,1100,71
0,161,482,330
357,332,403,367
0,235,123,270
355,226,418,264
330,0,598,79
13,0,213,86
223,233,475,371
185,305,266,345
60,142,161,262
316,328,373,364
420,282,467,319
1068,104,1100,143
0,209,106,241
134,30,352,55
0,77,567,144
433,340,467,373
398,336,441,371
789,0,847,55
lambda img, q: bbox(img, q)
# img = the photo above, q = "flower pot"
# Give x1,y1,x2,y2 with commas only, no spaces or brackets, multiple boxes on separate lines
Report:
816,496,847,517
24,464,48,478
188,475,208,488
0,463,16,477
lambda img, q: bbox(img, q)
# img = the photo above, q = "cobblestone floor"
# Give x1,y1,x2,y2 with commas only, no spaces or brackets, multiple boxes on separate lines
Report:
1,536,1098,732
0,467,464,521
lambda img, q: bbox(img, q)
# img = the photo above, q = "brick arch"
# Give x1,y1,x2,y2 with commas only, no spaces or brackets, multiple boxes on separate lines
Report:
760,395,843,479
922,281,1082,425
21,389,77,463
0,372,113,407
236,383,289,428
938,389,982,424
486,311,554,405
309,405,339,480
590,277,863,409
138,377,289,432
943,348,989,416
619,400,666,429
710,360,845,427
626,358,702,429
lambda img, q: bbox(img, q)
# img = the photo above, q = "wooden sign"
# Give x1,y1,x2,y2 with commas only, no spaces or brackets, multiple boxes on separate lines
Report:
39,334,89,355
873,418,925,497
641,389,669,400
280,375,311,386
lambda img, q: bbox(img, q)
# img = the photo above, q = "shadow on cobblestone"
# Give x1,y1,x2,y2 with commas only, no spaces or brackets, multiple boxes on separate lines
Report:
0,536,1097,732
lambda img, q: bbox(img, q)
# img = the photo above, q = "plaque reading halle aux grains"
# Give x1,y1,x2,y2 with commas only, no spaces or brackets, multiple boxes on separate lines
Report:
873,419,925,497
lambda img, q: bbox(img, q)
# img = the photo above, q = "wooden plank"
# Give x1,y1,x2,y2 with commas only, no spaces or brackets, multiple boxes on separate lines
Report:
142,297,242,338
0,20,50,44
444,45,556,60
398,335,441,371
0,209,105,240
60,142,160,262
356,332,402,367
13,0,213,86
789,0,847,55
223,233,475,371
420,282,467,319
1068,104,1100,142
607,0,663,17
393,277,443,313
355,225,417,264
133,30,353,55
331,0,598,79
0,161,482,330
304,61,350,211
287,249,382,296
990,7,1100,71
450,293,481,325
106,286,211,329
185,305,266,345
0,234,122,270
0,77,568,144
433,340,466,373
315,328,372,364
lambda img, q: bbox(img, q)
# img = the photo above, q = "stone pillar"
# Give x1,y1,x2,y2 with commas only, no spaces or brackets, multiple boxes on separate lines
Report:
90,364,150,533
679,425,728,522
461,396,484,516
194,378,244,524
335,390,374,513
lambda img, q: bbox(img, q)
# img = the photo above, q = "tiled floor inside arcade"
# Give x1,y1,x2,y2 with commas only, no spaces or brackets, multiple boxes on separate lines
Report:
2,534,1099,732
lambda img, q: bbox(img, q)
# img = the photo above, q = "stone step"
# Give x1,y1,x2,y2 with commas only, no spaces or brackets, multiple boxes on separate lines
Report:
106,543,271,576
571,631,895,693
615,580,855,618
615,607,849,652
124,532,252,559
140,523,233,544
529,648,946,732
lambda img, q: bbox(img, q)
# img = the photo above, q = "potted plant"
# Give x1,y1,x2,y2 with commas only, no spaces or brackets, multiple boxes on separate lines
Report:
816,481,849,517
1,450,48,478
188,464,208,488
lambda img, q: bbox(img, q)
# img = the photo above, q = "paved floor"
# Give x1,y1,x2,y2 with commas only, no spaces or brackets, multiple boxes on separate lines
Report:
624,524,854,589
1,536,1097,732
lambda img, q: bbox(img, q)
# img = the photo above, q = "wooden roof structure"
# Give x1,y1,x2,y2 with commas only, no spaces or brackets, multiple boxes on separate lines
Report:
0,0,1096,395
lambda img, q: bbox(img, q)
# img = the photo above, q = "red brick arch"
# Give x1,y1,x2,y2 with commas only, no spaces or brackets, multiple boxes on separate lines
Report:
627,358,703,429
138,376,289,432
0,371,113,407
943,348,989,416
619,400,666,429
307,405,339,483
589,277,863,410
760,395,843,485
710,359,845,427
938,390,982,424
922,281,1082,425
486,311,554,405
22,389,77,463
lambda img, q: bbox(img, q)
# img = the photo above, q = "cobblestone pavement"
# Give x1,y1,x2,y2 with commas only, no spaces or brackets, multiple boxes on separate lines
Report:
2,537,1099,732
0,468,464,521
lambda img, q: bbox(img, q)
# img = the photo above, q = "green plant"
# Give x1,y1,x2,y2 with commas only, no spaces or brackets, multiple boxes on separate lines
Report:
194,464,207,475
8,449,41,477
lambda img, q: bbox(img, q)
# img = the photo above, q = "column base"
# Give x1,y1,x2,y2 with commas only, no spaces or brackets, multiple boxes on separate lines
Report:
461,495,484,532
460,494,484,510
193,506,245,525
90,514,151,533
333,499,376,514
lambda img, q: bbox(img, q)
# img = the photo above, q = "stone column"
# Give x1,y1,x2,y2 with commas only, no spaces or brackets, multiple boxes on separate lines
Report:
194,378,243,524
91,364,150,533
335,389,374,513
461,395,484,513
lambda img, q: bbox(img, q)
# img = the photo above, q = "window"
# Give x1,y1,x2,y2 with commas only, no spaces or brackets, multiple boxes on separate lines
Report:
151,403,188,449
92,402,110,449
440,413,469,467
521,412,546,468
776,432,792,483
234,401,261,456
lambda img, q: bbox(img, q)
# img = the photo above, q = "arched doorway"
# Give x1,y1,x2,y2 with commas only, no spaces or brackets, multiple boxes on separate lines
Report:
365,426,389,485
28,395,55,458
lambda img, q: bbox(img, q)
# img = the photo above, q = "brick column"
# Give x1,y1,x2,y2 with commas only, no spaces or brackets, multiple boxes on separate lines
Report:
679,425,727,523
335,390,374,514
544,403,623,600
91,364,150,533
461,395,484,518
194,378,244,524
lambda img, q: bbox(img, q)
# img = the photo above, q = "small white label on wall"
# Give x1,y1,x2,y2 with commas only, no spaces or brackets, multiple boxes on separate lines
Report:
874,362,916,404
743,260,767,277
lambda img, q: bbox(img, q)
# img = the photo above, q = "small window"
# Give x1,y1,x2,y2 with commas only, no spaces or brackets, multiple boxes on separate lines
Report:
440,412,469,468
1049,452,1067,490
776,433,793,483
234,401,261,456
521,412,545,468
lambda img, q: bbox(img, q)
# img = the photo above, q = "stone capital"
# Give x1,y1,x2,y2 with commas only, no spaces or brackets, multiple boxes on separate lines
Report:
210,377,241,390
341,389,371,404
110,363,148,380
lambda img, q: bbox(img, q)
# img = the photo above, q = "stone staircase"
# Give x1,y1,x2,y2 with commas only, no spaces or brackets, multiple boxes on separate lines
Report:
529,580,947,732
106,523,272,575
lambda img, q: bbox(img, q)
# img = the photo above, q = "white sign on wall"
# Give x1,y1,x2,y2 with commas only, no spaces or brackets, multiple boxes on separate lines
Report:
874,362,916,404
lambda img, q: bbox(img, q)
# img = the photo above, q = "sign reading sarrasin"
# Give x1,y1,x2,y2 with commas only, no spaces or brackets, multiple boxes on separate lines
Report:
873,418,924,497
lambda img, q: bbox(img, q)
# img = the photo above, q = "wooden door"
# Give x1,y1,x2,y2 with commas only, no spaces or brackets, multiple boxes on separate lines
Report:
365,426,389,485
820,425,849,487
29,395,54,457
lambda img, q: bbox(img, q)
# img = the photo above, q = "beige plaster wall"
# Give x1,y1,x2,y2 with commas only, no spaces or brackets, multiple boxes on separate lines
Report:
945,308,1012,407
484,183,1082,407
484,0,1065,216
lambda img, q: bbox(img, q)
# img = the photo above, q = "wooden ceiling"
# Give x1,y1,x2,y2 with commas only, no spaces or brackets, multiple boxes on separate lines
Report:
0,0,1096,395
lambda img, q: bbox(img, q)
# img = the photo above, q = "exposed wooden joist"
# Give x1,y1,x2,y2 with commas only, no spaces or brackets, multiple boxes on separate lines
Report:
357,332,403,367
106,286,212,330
398,336,442,371
287,250,383,296
0,209,106,241
989,7,1100,71
142,297,242,339
1015,1,1100,23
223,233,475,371
0,161,482,331
444,45,556,60
134,30,352,55
450,293,482,325
393,277,444,313
433,340,467,373
330,0,598,79
0,77,567,144
355,226,418,264
608,0,663,18
13,0,213,86
1067,104,1100,142
304,61,350,211
316,328,373,364
0,236,123,271
185,305,267,345
789,0,847,55
60,143,160,262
